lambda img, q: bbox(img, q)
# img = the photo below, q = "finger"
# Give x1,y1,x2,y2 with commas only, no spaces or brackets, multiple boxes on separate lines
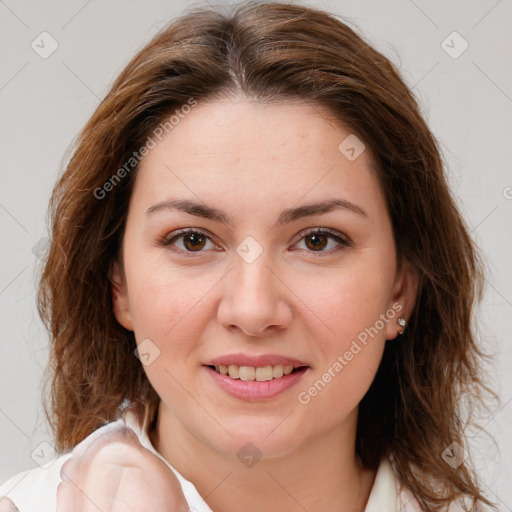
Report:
56,481,80,512
81,422,141,452
60,442,130,512
75,424,143,465
86,429,147,471
57,480,101,512
0,497,20,512
97,424,142,450
59,459,98,512
60,457,79,486
59,428,138,484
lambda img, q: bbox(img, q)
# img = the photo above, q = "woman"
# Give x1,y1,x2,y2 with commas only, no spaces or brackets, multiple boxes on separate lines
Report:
0,1,497,510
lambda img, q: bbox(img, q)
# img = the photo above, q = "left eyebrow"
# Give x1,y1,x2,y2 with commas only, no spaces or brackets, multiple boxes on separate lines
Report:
145,198,370,226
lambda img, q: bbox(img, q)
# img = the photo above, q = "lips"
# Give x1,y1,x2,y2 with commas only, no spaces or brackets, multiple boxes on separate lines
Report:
202,353,311,400
204,364,309,400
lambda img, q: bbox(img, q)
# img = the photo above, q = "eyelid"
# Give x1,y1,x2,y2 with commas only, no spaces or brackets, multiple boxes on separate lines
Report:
297,227,353,247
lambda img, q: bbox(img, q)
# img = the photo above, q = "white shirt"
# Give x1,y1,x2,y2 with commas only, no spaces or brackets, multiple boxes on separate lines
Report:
0,409,424,511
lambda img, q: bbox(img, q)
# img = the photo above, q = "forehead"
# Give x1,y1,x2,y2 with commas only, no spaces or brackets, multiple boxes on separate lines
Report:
132,97,385,221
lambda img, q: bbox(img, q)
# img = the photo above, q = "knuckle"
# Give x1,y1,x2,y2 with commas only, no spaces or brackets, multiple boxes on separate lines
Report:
77,425,141,462
60,457,78,483
91,438,143,466
93,425,141,451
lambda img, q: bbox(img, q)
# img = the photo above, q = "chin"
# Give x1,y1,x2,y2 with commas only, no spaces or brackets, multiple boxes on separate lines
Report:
205,425,304,462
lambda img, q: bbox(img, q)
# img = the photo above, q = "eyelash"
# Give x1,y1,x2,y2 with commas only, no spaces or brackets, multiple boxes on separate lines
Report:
161,227,352,256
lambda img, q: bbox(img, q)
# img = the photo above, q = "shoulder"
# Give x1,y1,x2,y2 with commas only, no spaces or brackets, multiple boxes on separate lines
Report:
0,415,132,512
385,453,424,512
389,454,467,512
396,484,426,511
0,452,71,512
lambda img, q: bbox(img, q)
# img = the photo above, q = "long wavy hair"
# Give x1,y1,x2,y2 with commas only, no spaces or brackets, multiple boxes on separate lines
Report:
37,2,498,510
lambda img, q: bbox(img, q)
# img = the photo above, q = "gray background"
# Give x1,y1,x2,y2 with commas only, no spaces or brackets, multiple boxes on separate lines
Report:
0,0,511,508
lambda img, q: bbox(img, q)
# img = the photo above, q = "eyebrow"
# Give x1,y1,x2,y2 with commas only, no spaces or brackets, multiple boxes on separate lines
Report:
145,198,369,226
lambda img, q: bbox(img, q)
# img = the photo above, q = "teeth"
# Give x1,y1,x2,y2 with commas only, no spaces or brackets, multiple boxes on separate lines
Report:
239,366,256,381
273,364,284,378
227,364,239,379
256,366,274,381
214,364,298,381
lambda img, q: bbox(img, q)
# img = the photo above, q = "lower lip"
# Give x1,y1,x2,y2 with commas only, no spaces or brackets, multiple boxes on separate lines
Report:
204,366,309,401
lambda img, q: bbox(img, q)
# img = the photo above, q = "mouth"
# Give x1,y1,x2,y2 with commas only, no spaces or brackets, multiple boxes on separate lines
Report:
206,364,309,381
203,363,310,401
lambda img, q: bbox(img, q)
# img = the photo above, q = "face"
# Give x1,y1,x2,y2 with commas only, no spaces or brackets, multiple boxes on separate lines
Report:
111,96,418,458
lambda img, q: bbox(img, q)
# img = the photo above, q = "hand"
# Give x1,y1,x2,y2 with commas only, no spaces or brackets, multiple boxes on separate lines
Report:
56,424,190,512
0,496,20,512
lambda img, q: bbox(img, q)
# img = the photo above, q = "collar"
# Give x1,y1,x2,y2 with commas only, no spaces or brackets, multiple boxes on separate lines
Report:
125,409,398,512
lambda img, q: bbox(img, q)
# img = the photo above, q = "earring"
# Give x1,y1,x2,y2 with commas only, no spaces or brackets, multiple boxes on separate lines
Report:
397,317,407,335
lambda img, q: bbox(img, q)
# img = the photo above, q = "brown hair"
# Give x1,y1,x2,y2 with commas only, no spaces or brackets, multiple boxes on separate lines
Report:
37,2,498,510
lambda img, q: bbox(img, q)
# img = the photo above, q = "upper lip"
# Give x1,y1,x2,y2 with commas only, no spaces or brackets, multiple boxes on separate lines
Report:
205,353,309,368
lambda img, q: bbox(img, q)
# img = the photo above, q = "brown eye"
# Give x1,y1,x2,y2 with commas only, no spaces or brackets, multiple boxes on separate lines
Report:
182,232,207,251
296,229,351,254
304,232,329,251
163,228,215,252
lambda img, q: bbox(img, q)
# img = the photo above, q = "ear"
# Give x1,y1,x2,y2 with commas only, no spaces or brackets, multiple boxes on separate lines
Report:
385,258,420,341
110,261,134,331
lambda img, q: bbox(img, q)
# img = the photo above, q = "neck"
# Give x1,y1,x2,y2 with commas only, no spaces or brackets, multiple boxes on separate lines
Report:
148,403,377,512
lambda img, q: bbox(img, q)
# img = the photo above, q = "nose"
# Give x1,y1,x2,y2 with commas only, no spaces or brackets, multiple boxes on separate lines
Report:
217,248,293,337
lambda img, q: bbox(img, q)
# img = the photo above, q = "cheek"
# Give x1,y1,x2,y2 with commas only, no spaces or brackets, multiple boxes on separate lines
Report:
125,251,209,338
298,324,386,418
299,260,393,401
312,264,395,343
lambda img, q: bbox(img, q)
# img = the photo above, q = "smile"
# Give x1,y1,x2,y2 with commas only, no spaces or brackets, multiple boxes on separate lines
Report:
204,364,310,401
208,364,304,381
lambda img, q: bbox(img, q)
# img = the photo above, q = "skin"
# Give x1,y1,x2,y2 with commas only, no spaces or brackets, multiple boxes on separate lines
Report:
104,96,418,512
56,427,189,512
0,497,19,512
